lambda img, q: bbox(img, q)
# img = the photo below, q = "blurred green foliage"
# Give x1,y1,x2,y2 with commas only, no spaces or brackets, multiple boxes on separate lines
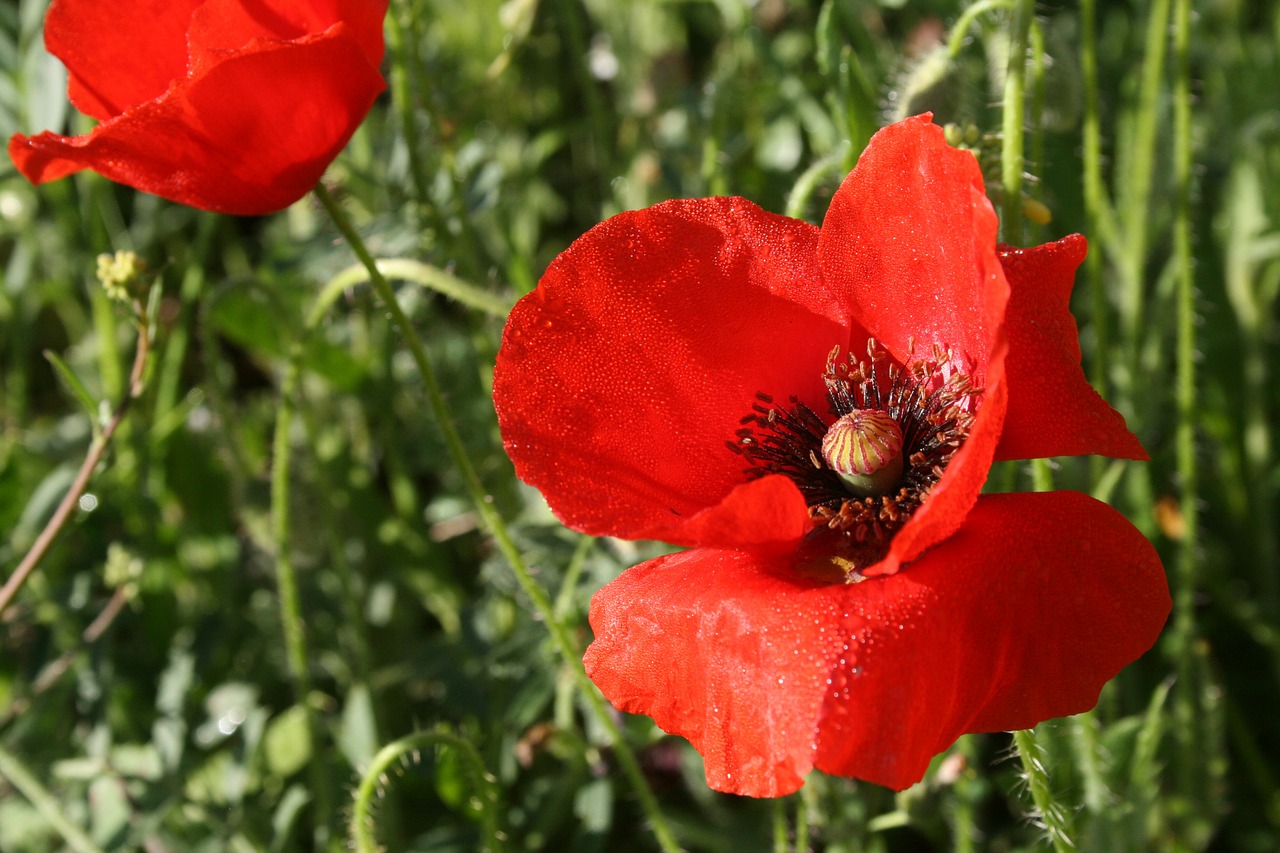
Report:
1,0,1278,850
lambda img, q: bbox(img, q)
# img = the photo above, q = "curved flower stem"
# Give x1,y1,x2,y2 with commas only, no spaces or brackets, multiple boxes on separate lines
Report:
328,258,513,318
1012,728,1075,853
0,317,150,618
945,0,1018,61
351,728,504,853
313,184,681,853
785,141,852,221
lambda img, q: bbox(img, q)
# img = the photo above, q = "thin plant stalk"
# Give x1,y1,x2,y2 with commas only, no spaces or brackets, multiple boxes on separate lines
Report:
1171,0,1201,801
313,183,681,853
351,729,504,853
0,317,150,618
1080,0,1112,396
1012,728,1075,853
268,338,334,847
999,0,1033,247
1118,0,1172,345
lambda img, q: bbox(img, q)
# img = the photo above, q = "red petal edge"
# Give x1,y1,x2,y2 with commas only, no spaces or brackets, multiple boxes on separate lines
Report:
9,27,384,215
585,490,1168,797
818,114,1008,385
495,197,845,547
46,0,200,120
995,235,1148,461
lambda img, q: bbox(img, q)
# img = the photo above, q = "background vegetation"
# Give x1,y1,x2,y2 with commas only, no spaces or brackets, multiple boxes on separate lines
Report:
1,0,1277,850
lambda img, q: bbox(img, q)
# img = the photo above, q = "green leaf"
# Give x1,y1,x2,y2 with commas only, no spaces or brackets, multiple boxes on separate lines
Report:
263,705,312,779
43,350,100,428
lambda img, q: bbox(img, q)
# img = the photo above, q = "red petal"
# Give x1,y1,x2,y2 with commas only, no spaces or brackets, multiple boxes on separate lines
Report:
817,115,1008,387
814,490,1168,789
8,29,384,215
996,236,1148,461
45,0,201,119
585,490,1168,796
585,547,838,797
494,197,847,544
188,0,388,69
873,344,1007,575
669,475,810,553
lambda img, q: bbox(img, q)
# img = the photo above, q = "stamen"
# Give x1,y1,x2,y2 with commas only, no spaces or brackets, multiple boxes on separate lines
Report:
733,338,980,575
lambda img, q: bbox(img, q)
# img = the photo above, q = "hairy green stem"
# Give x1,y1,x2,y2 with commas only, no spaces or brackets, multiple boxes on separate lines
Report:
351,729,504,853
1080,0,1111,397
269,337,333,848
1171,0,1200,803
1119,0,1172,344
1012,728,1075,853
1000,0,1033,246
314,184,681,853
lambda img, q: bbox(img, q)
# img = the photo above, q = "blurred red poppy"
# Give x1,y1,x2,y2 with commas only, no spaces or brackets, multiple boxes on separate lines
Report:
8,0,387,215
493,115,1170,797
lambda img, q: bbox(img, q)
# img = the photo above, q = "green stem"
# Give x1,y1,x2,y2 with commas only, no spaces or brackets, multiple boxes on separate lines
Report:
945,0,1018,61
314,184,681,853
952,737,979,853
1070,710,1108,814
1012,728,1075,853
269,338,333,848
328,259,513,318
1000,0,1033,247
351,729,504,853
0,743,106,853
1080,0,1112,397
1171,0,1200,803
785,141,852,221
0,314,150,618
385,2,432,209
1120,0,1172,344
772,797,789,853
795,785,812,852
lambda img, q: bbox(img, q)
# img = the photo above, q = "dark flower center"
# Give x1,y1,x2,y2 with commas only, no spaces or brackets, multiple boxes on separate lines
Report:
729,339,980,575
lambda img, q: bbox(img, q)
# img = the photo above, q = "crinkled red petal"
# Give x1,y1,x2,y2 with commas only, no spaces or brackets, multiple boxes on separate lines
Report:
996,235,1148,461
817,114,1010,575
8,27,384,215
45,0,201,120
667,475,810,553
817,114,1008,384
188,0,388,71
495,197,847,545
585,490,1168,797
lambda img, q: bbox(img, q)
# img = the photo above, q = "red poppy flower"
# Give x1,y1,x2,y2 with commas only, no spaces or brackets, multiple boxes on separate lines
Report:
493,115,1170,797
8,0,387,215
